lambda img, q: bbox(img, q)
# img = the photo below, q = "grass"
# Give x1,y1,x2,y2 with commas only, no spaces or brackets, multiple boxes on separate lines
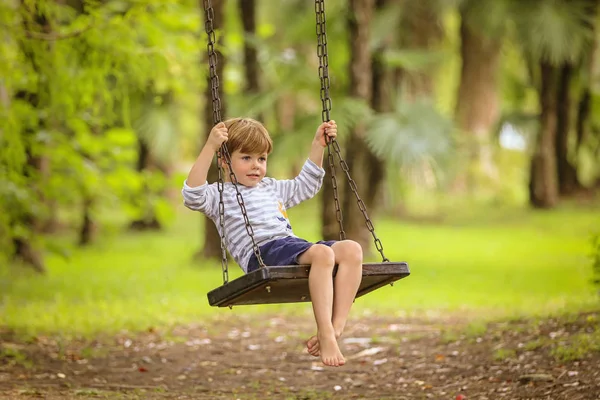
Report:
492,348,516,362
551,328,600,362
0,199,598,338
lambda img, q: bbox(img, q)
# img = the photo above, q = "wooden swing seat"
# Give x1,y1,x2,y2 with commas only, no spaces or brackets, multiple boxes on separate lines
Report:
207,262,410,307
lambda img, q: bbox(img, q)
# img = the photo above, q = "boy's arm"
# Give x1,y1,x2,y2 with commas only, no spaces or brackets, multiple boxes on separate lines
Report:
273,121,338,208
182,123,228,217
186,144,218,187
182,146,219,216
308,139,325,168
308,120,337,167
272,159,325,209
186,122,228,187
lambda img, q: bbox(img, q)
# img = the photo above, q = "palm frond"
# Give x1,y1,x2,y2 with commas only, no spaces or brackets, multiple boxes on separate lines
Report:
512,0,595,65
370,2,403,50
133,94,179,164
330,96,373,135
365,99,454,170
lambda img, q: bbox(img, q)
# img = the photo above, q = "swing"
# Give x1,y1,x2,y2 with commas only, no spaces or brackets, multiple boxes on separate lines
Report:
203,0,410,308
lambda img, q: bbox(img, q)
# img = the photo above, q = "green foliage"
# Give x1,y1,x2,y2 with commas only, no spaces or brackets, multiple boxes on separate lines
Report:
365,98,455,178
383,49,449,72
510,0,596,65
1,0,598,282
0,0,201,263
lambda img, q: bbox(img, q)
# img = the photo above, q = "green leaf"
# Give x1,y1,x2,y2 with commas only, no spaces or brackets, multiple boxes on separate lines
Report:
512,0,595,65
365,99,454,169
383,49,448,72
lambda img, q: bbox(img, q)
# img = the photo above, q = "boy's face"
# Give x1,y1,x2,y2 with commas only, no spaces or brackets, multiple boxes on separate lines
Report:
226,150,268,187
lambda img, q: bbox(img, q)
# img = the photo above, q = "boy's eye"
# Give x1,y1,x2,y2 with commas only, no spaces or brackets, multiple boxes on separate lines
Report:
259,157,266,162
242,156,251,161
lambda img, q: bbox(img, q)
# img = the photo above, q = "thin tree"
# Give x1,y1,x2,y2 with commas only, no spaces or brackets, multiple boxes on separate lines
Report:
11,0,53,272
513,0,595,207
199,0,227,260
239,0,261,103
454,0,504,192
341,0,376,250
365,0,393,218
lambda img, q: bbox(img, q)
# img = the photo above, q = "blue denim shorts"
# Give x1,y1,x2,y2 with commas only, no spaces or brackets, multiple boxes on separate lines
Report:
246,236,336,273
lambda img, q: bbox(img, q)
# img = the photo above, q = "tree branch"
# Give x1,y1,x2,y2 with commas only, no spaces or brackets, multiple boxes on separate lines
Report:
21,25,93,41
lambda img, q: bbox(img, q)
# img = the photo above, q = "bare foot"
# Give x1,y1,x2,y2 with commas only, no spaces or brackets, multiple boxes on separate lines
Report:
318,331,345,367
307,330,342,357
306,335,320,357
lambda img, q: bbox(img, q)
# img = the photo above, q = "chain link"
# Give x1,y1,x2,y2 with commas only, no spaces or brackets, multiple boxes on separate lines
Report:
314,0,387,262
204,0,265,285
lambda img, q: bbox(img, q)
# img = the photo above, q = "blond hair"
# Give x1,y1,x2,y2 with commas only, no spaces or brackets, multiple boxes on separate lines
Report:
223,117,273,155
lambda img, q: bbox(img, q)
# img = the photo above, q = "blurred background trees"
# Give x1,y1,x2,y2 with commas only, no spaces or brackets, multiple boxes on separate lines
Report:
1,0,599,271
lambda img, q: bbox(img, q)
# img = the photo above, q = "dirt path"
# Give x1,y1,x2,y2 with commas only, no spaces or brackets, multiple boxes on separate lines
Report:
1,311,599,400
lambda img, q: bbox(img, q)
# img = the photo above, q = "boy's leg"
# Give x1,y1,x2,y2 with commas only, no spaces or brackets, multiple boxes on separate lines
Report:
331,240,363,335
297,244,345,367
307,240,363,356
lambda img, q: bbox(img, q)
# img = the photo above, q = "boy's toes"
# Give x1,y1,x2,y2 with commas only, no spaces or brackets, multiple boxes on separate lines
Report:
322,356,336,367
306,335,320,357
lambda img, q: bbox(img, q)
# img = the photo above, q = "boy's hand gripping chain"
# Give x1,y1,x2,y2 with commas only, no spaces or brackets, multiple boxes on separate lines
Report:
204,0,265,285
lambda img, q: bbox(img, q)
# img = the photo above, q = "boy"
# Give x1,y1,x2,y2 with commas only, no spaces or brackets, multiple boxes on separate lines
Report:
182,118,363,367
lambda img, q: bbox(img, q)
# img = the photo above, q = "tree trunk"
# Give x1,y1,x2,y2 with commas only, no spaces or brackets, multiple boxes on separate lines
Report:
341,0,375,251
79,197,95,246
576,89,591,153
199,0,226,261
361,0,390,251
574,0,598,186
12,91,46,273
555,63,582,196
12,2,51,272
129,138,162,231
397,0,443,98
454,12,501,192
529,62,559,208
239,0,260,95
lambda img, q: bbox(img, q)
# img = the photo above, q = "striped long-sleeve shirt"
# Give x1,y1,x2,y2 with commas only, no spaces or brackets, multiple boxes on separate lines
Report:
182,159,325,272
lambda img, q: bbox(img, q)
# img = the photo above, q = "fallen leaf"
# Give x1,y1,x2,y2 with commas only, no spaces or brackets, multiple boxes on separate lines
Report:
347,347,385,360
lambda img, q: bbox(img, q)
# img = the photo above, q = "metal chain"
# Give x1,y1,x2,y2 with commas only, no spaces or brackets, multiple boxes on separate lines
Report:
330,140,389,261
216,155,228,283
315,0,345,241
204,0,266,285
314,0,388,262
